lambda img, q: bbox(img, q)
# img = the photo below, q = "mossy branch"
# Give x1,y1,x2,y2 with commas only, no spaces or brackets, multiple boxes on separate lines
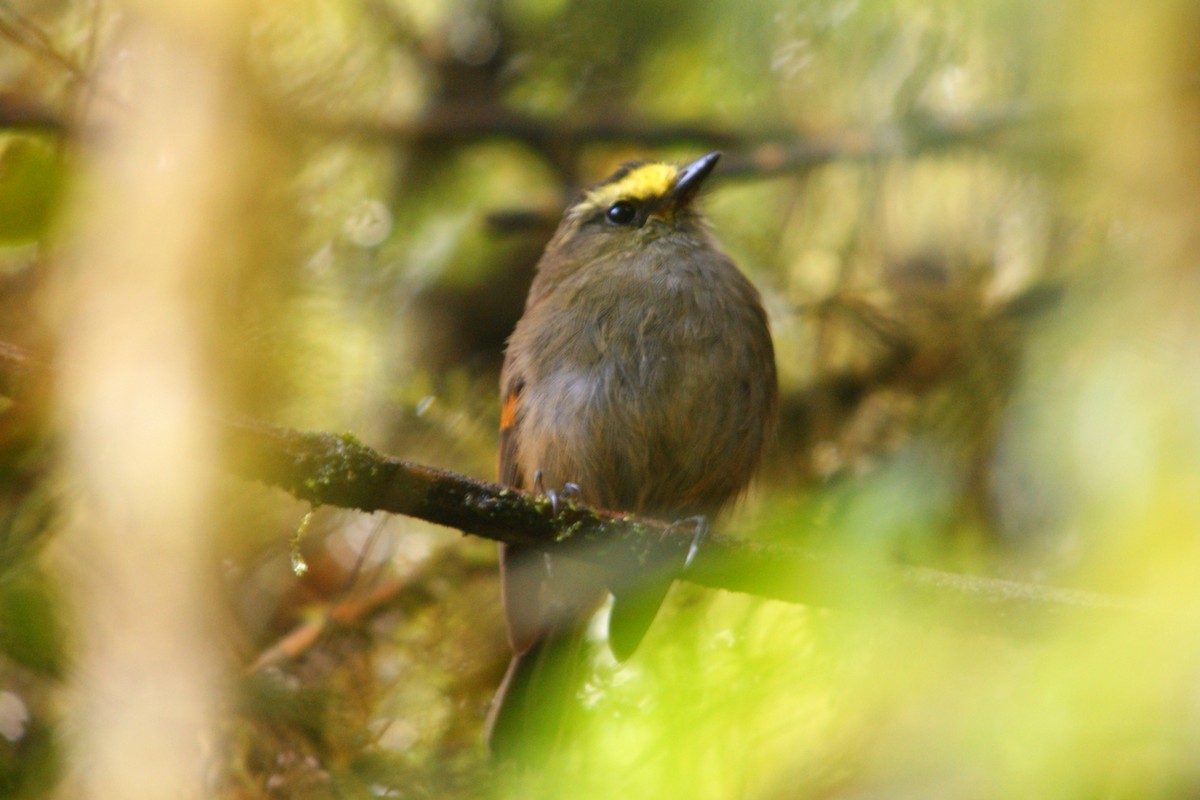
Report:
226,421,1142,635
0,343,1142,633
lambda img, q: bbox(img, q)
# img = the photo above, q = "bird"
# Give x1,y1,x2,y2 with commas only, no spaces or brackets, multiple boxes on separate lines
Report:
485,151,777,760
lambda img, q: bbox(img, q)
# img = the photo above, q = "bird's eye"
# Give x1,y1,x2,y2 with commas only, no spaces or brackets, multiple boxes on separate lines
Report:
606,201,637,225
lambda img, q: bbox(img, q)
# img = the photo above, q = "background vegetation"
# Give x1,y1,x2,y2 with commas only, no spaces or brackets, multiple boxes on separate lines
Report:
2,0,1199,797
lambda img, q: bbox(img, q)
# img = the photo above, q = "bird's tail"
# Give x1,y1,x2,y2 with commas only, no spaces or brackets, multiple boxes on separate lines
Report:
484,616,593,763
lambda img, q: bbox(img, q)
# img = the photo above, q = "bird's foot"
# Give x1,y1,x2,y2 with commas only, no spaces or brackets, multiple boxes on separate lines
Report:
532,470,583,517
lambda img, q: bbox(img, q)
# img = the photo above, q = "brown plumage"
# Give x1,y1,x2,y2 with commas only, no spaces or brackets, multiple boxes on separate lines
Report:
486,152,777,760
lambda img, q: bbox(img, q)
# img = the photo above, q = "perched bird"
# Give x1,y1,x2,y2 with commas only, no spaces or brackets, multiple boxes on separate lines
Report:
486,152,777,759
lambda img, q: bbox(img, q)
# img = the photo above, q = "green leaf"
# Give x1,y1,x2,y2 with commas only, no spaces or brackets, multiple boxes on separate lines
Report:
0,136,65,245
0,569,66,679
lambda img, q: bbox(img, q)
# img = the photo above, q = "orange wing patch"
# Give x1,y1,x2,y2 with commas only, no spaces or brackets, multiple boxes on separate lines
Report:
500,390,520,431
498,384,524,488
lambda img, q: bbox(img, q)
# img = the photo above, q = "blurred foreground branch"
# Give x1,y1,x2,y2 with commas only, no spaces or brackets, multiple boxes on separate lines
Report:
227,421,1141,634
0,93,64,131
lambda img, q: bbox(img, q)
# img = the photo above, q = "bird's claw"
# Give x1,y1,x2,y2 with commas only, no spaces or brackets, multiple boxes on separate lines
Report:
665,515,710,572
533,470,582,517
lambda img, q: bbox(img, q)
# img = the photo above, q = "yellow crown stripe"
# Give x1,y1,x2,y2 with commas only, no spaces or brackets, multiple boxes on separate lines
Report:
584,163,679,208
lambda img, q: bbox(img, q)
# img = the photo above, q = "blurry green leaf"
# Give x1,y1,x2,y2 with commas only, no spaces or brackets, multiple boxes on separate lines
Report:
0,136,65,245
0,712,59,800
0,568,65,679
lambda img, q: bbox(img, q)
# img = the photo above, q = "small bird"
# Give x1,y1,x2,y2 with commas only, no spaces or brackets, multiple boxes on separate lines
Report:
486,152,777,759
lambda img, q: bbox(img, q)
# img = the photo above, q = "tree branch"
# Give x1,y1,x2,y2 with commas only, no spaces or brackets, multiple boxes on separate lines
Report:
0,93,64,132
225,421,1143,635
0,337,1148,632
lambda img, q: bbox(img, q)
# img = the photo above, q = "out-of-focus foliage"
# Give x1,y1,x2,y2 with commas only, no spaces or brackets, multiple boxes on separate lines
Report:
0,135,65,245
1,0,1200,797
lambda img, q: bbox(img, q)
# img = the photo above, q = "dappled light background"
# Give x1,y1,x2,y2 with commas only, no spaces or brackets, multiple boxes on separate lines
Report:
2,0,1200,797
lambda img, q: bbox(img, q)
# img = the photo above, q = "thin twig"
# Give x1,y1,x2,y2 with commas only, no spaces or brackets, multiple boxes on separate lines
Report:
0,3,93,86
245,551,481,673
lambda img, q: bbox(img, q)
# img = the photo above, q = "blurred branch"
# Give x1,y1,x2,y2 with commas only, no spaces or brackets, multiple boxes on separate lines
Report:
717,104,1057,178
336,103,753,148
0,93,65,131
318,99,1054,157
246,576,413,674
4,86,1062,157
1,89,1065,181
0,339,44,375
226,420,1142,634
0,4,93,87
246,548,488,673
481,103,1067,231
0,339,51,401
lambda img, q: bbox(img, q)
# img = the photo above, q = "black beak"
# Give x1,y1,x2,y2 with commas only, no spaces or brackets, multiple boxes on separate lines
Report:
668,151,721,206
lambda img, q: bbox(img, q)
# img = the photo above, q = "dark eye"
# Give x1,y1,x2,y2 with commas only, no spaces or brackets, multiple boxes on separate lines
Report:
606,201,637,225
